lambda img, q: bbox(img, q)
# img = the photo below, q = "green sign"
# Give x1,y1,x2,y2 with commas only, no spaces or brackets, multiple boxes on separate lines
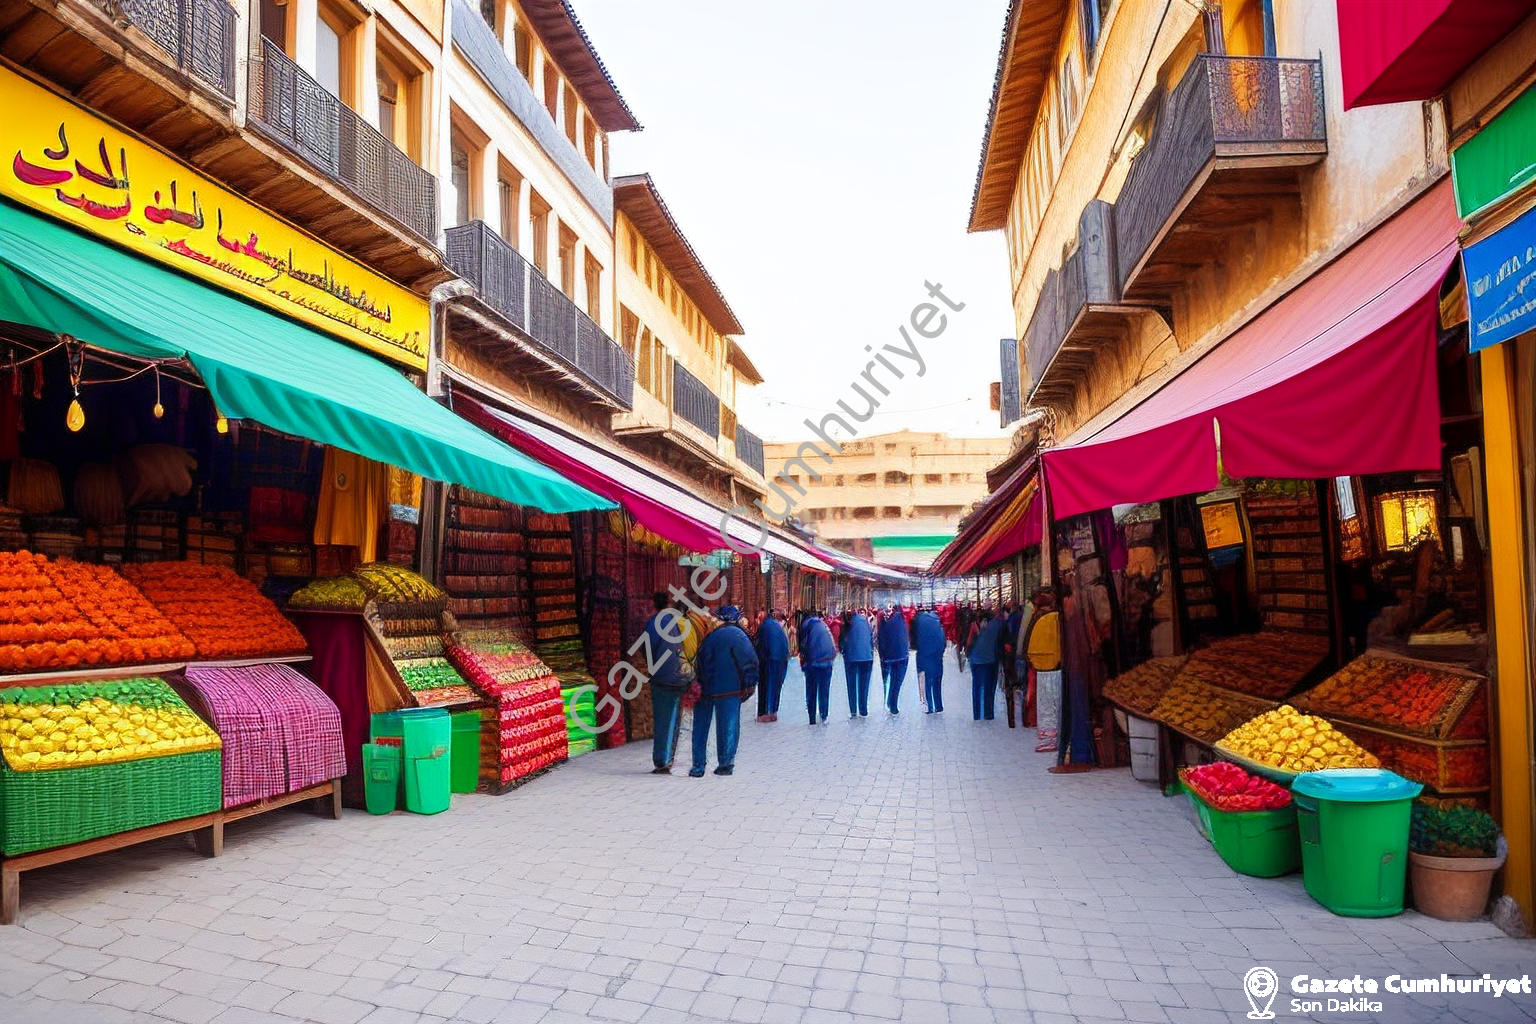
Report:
1453,82,1536,218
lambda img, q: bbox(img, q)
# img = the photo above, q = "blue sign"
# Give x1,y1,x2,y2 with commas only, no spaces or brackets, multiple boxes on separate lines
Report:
1464,202,1536,351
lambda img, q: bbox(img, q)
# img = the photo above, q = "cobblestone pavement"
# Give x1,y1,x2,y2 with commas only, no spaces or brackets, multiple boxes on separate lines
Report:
1,652,1532,1024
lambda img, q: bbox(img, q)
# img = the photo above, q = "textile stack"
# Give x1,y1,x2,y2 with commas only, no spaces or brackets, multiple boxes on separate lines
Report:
446,628,568,787
528,513,578,642
441,486,530,632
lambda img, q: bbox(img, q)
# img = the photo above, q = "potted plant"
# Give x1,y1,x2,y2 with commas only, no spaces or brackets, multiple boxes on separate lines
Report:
1408,803,1506,921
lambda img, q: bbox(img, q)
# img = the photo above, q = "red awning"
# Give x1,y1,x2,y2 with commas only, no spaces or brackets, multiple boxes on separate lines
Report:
451,387,836,572
931,458,1041,576
1043,179,1461,519
1338,0,1536,109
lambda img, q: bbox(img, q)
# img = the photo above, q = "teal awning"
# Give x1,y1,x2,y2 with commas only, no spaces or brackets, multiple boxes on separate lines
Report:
0,203,612,513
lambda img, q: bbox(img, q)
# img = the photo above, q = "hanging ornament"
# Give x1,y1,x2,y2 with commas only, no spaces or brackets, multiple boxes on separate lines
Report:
152,365,164,419
65,338,85,433
215,407,229,434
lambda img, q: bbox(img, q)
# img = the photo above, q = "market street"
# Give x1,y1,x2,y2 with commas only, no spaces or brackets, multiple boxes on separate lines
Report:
0,652,1528,1024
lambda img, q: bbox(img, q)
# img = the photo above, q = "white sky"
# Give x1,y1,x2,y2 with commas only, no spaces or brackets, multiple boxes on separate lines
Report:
574,0,1017,443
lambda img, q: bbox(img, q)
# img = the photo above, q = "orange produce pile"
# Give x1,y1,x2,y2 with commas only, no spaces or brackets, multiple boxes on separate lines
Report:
121,562,308,660
0,552,195,672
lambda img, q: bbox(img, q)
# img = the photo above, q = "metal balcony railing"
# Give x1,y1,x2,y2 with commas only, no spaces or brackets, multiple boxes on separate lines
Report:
118,0,236,99
1024,200,1119,400
1115,54,1325,293
445,220,634,409
672,362,720,438
998,338,1021,428
734,424,765,477
1022,267,1062,396
249,37,439,242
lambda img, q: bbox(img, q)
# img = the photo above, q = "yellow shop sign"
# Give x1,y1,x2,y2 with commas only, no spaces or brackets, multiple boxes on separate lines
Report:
2,67,429,369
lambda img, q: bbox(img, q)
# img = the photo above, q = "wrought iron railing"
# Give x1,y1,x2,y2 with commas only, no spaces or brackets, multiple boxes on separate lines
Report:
1115,54,1325,292
445,220,634,408
250,37,439,242
672,362,720,437
999,338,1021,428
118,0,236,99
735,423,765,477
1022,267,1061,397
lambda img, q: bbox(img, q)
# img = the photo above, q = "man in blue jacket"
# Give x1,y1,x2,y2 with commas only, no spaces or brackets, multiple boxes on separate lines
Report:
912,606,946,714
690,606,759,777
877,605,911,714
642,592,688,774
839,609,875,718
968,607,1005,721
798,612,836,725
754,609,790,722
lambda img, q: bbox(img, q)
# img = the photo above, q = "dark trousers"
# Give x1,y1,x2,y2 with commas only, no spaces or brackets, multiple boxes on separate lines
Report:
757,658,788,715
917,653,944,712
651,685,684,768
1002,659,1022,728
691,696,740,771
971,662,999,720
881,656,909,713
844,660,873,716
804,664,833,723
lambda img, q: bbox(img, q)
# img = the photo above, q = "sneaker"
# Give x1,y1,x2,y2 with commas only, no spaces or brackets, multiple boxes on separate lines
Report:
820,718,829,726
713,766,734,776
860,713,869,718
688,767,706,778
650,766,671,775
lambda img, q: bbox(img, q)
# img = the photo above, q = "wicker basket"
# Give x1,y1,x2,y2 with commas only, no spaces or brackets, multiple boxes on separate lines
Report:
0,749,221,855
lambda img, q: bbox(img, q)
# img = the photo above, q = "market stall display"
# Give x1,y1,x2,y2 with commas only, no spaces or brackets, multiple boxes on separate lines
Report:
363,603,477,709
528,514,579,643
178,663,345,808
0,552,195,673
1179,762,1300,878
441,487,530,632
288,576,369,611
1216,706,1381,775
121,562,308,660
1245,485,1331,635
1102,656,1187,716
1178,631,1331,700
1150,676,1276,745
446,628,567,788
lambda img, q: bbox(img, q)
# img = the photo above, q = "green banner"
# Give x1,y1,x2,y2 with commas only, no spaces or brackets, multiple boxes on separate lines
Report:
1453,82,1536,218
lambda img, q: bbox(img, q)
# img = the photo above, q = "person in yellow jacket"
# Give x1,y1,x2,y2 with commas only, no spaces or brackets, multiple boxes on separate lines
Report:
1022,590,1062,753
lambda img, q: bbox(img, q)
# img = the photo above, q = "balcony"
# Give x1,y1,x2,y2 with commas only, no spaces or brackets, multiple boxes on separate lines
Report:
672,361,720,437
445,219,634,409
1115,54,1326,302
250,38,439,244
116,0,234,98
999,338,1021,428
735,424,765,479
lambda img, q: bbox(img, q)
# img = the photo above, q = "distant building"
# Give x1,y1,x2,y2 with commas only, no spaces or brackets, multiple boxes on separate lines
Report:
763,431,1012,568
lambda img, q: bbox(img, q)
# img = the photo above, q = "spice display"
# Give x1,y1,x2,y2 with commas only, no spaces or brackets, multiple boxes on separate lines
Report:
351,563,445,603
121,562,309,659
0,552,196,672
1181,762,1292,812
1217,706,1381,773
288,576,368,611
447,629,568,785
1179,632,1330,700
1103,656,1186,715
1151,677,1275,744
1294,654,1484,739
1,677,220,770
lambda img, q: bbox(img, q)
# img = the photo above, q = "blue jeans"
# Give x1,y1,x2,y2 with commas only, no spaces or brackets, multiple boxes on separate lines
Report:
692,696,740,772
917,653,944,712
971,662,999,720
844,660,873,716
804,664,833,722
764,659,788,714
882,656,908,712
651,685,684,768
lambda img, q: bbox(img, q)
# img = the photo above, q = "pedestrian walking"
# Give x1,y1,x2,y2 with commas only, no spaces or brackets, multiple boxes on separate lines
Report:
912,606,946,713
689,606,759,777
968,608,1004,721
877,604,910,713
839,607,874,718
955,603,972,671
1024,591,1063,753
798,612,836,725
754,609,790,722
642,591,689,774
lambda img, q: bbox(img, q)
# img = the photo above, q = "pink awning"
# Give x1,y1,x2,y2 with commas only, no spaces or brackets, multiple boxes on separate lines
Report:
1338,0,1536,109
931,458,1041,576
1043,179,1461,519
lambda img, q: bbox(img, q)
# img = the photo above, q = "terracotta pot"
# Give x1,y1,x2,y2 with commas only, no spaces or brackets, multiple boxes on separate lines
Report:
1409,837,1507,921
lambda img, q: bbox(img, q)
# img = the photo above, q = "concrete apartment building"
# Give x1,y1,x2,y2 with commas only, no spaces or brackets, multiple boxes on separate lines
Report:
764,430,1012,567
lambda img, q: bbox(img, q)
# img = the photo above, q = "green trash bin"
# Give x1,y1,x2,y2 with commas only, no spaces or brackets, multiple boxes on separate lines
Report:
363,743,401,815
449,711,483,794
1291,769,1423,917
1185,788,1301,878
403,711,452,815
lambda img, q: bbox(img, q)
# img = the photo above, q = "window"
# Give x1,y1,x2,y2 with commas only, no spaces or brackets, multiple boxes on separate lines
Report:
637,328,654,393
584,251,602,321
1335,476,1367,562
924,473,944,485
375,45,423,161
529,192,550,274
315,12,343,98
1080,0,1110,59
543,63,559,122
834,475,845,487
851,507,876,520
882,506,903,519
1375,491,1440,554
1056,52,1082,150
376,69,398,146
620,307,639,358
260,0,288,50
513,20,533,79
450,137,472,227
856,473,876,485
583,113,598,170
627,228,639,271
949,473,967,484
497,168,520,246
478,0,496,30
885,471,909,485
558,225,577,297
884,443,898,453
564,85,579,145
722,405,737,443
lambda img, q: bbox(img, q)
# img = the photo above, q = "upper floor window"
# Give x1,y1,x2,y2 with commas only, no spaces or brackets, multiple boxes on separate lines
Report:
260,0,288,50
314,8,345,99
627,229,639,271
1056,51,1082,152
583,113,598,171
584,252,602,321
513,20,533,79
563,85,579,145
558,225,577,297
497,167,520,247
529,191,551,274
543,63,559,122
450,136,473,227
620,307,639,357
1080,0,1110,60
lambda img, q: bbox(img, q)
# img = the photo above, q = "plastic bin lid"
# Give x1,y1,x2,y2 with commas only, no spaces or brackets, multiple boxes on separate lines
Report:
1291,768,1422,803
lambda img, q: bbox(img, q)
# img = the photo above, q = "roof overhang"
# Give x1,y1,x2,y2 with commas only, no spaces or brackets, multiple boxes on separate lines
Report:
613,174,745,336
968,0,1071,233
726,339,763,384
519,0,641,132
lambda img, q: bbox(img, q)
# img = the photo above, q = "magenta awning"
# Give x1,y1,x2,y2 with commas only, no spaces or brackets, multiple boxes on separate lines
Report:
931,458,1040,576
1043,179,1461,519
1338,0,1536,109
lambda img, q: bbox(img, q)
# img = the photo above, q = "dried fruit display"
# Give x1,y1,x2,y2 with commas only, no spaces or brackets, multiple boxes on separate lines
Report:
288,576,368,611
1103,657,1187,715
1151,677,1275,744
1295,654,1484,739
1217,705,1380,773
121,562,308,660
1181,762,1292,812
1179,631,1330,699
1,677,220,770
0,553,195,672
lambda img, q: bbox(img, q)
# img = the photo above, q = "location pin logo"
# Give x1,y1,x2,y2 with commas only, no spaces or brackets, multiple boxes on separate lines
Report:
1244,966,1279,1020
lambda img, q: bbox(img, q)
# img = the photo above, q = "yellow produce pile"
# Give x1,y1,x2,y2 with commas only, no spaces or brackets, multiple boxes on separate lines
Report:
1217,705,1381,773
1,678,221,771
352,563,445,603
1151,677,1275,743
288,576,368,611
